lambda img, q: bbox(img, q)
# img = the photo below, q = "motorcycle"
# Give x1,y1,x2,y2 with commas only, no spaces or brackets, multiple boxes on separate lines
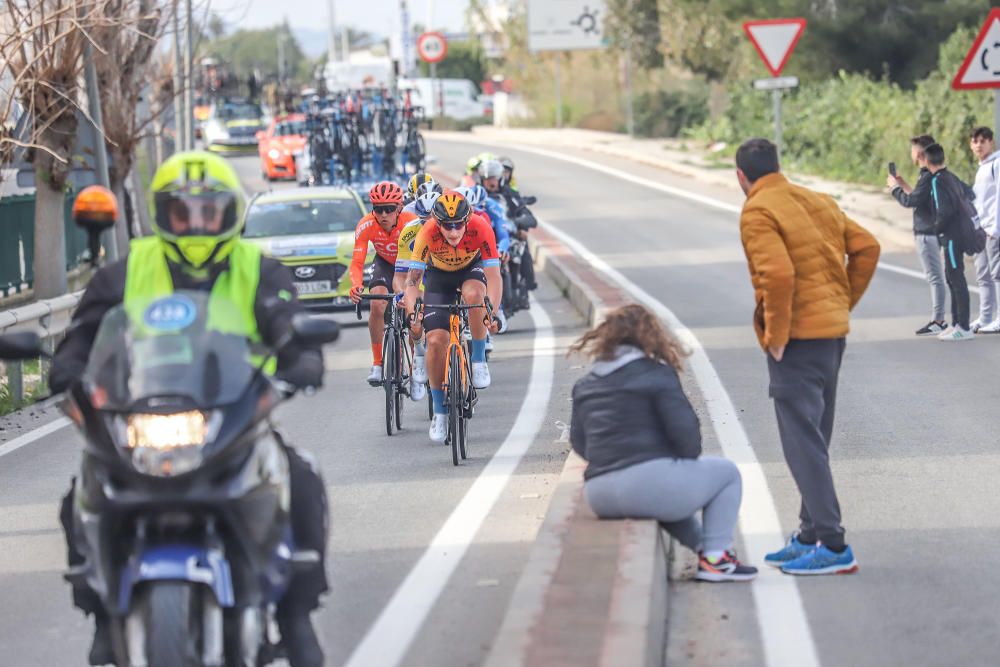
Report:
0,291,339,667
496,192,539,323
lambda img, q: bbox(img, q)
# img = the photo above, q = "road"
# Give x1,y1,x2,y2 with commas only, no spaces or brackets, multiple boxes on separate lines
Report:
0,152,585,666
1,135,996,667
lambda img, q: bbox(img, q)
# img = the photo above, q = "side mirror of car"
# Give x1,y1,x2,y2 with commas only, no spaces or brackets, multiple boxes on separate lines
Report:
0,332,45,361
72,186,119,266
290,313,340,346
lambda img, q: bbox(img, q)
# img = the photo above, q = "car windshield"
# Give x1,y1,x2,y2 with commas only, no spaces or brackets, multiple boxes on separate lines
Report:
82,291,256,410
218,104,261,121
243,199,360,238
276,120,306,136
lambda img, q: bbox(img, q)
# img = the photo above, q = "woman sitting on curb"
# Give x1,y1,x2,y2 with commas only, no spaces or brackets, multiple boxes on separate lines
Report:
569,304,757,582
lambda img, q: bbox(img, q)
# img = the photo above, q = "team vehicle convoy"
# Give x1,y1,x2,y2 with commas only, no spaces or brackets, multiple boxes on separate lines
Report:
256,114,307,181
242,187,374,310
204,99,268,154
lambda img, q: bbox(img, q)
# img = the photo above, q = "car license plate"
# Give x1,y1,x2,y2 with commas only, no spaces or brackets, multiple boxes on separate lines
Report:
294,280,332,295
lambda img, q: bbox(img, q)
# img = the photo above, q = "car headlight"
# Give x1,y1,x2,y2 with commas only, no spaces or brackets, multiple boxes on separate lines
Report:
119,411,221,477
268,148,282,160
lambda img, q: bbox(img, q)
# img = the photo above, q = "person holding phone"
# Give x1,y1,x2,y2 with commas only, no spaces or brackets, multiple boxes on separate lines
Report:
888,135,948,336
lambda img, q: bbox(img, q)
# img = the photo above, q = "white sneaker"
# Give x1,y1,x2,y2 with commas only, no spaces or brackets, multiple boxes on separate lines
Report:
940,327,975,341
979,319,1000,333
970,319,983,333
412,355,428,383
367,365,383,385
410,378,427,402
936,326,955,340
429,414,448,442
472,362,491,389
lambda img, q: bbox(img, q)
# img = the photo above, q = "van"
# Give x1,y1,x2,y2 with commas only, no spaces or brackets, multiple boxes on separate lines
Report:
398,78,486,120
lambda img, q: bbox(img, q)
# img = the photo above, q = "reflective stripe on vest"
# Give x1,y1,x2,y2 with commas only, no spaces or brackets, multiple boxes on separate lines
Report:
123,237,276,373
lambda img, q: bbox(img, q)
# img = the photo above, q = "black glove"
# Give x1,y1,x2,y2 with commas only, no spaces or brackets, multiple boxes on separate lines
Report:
276,349,324,390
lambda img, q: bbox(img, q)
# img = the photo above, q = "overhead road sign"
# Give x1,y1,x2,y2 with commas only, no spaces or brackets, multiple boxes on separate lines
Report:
417,32,448,64
527,0,608,52
753,76,799,91
743,18,807,77
953,9,1000,89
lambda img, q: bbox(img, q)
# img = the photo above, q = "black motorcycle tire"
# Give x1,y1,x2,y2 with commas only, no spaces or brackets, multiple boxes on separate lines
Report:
141,581,200,667
501,267,515,319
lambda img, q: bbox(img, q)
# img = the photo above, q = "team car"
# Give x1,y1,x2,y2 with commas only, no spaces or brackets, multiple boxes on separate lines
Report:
257,113,307,181
242,187,374,310
203,99,267,153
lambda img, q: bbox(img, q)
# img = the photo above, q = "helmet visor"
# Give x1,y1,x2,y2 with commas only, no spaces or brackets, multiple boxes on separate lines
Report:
155,192,237,238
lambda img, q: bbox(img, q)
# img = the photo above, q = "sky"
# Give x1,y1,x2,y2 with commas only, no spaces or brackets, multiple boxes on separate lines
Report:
213,0,472,48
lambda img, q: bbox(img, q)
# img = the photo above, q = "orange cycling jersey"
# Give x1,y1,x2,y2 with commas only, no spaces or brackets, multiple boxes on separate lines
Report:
350,211,417,287
409,213,500,273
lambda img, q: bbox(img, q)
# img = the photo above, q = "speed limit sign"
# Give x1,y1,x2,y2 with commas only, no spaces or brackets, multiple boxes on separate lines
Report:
417,31,448,64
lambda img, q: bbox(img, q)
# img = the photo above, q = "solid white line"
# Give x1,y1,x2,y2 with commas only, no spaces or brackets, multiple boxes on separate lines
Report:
435,134,952,292
342,294,556,667
0,417,71,459
540,220,821,667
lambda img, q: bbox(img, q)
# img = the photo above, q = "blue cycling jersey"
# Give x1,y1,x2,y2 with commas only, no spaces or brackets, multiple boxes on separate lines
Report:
478,198,510,254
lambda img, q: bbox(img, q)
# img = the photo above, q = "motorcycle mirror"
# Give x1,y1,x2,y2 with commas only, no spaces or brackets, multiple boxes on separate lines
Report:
523,196,537,206
290,313,340,346
0,332,45,361
72,186,119,266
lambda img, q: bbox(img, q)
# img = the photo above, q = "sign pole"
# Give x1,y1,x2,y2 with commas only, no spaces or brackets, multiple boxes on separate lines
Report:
995,90,1000,138
555,53,563,129
772,89,782,155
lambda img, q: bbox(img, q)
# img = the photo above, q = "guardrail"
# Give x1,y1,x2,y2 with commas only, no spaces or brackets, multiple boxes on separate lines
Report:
0,291,82,407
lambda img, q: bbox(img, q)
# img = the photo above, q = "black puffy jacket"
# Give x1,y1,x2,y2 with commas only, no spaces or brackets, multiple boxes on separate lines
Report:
570,347,702,481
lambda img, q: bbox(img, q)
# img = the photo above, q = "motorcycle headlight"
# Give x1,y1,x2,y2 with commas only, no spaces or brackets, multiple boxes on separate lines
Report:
121,411,221,477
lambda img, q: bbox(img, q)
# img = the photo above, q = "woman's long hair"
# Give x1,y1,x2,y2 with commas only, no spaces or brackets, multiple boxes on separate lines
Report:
569,304,689,372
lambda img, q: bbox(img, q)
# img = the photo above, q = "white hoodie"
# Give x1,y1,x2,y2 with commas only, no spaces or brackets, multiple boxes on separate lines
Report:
974,149,1000,236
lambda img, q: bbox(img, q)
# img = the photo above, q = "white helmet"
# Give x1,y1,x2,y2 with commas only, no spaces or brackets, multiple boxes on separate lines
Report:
479,159,503,181
414,191,441,218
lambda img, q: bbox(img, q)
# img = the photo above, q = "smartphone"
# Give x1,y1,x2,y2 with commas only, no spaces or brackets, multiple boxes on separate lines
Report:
888,161,897,177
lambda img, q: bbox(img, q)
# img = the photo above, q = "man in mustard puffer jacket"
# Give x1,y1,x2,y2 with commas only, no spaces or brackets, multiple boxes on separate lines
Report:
736,138,880,576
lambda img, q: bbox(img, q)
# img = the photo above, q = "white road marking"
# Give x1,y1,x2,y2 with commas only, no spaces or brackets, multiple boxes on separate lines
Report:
540,219,821,667
342,294,556,667
0,417,71,459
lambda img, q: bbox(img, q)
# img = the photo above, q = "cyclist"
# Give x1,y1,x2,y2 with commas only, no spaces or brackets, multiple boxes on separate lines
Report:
487,158,540,297
395,189,442,401
402,178,443,216
50,152,330,667
461,151,495,187
405,171,436,204
349,181,418,385
403,191,503,442
457,184,510,260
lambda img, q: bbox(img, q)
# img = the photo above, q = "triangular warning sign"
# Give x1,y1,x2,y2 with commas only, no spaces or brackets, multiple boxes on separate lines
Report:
743,19,807,77
954,9,1000,90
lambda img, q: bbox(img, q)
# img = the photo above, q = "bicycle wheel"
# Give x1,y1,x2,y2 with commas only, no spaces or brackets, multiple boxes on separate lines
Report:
448,346,462,466
383,331,396,436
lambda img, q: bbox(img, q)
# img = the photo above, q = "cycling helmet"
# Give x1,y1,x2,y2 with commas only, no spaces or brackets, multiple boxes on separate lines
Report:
406,172,435,199
498,156,514,174
466,151,495,174
150,151,245,269
432,191,472,224
416,180,443,196
413,191,441,218
369,181,404,206
479,159,504,181
468,184,488,209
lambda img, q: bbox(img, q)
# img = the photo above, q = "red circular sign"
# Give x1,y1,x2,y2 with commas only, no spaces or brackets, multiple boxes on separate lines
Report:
417,32,448,64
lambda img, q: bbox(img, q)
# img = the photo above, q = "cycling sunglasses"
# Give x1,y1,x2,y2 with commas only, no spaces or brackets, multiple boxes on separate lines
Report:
440,221,466,231
373,204,398,215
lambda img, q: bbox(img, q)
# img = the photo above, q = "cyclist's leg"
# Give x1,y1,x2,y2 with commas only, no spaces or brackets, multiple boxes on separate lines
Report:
423,268,462,419
460,268,490,363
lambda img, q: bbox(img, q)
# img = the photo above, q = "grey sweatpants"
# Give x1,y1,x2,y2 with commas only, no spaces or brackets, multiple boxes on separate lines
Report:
583,456,742,553
767,338,846,549
915,233,946,323
976,234,1000,324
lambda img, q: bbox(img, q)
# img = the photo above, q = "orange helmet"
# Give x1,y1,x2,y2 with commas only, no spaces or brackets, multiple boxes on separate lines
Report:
369,181,404,206
432,191,472,224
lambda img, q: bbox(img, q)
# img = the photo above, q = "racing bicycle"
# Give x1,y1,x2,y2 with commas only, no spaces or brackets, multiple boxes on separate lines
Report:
357,293,412,436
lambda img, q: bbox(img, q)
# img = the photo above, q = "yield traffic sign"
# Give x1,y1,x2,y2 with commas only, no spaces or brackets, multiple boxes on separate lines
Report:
743,18,807,77
417,32,448,64
953,9,1000,89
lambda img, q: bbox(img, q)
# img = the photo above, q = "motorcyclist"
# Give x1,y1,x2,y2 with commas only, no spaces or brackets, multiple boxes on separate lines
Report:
461,151,495,187
484,158,539,296
51,151,329,667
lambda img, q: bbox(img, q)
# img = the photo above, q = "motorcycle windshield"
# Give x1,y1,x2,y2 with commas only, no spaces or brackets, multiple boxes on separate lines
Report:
82,291,258,411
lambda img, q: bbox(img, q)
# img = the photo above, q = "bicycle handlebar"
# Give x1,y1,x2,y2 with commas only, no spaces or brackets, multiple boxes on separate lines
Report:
355,292,403,320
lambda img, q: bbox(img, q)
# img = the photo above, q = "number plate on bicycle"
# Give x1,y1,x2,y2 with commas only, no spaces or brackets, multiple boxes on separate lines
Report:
293,280,333,295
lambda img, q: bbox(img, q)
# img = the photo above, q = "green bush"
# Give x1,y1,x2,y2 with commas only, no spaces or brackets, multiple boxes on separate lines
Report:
694,25,994,184
633,88,710,138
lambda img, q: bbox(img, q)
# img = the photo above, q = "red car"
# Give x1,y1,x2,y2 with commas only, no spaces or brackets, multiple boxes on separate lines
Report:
257,114,307,181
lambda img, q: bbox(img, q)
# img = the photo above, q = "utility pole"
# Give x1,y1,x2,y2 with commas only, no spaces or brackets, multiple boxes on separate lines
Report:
83,44,118,261
327,0,338,64
278,31,286,85
172,0,184,154
184,0,195,150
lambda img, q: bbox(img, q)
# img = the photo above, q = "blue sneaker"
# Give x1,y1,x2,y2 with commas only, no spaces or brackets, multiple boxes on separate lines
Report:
764,533,816,568
780,544,859,576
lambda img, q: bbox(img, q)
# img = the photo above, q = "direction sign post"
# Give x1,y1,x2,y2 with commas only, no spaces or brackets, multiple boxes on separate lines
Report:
743,18,806,154
952,9,1000,139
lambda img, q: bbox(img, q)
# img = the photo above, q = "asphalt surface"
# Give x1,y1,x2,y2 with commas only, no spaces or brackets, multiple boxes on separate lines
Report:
426,136,1000,667
0,153,585,666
